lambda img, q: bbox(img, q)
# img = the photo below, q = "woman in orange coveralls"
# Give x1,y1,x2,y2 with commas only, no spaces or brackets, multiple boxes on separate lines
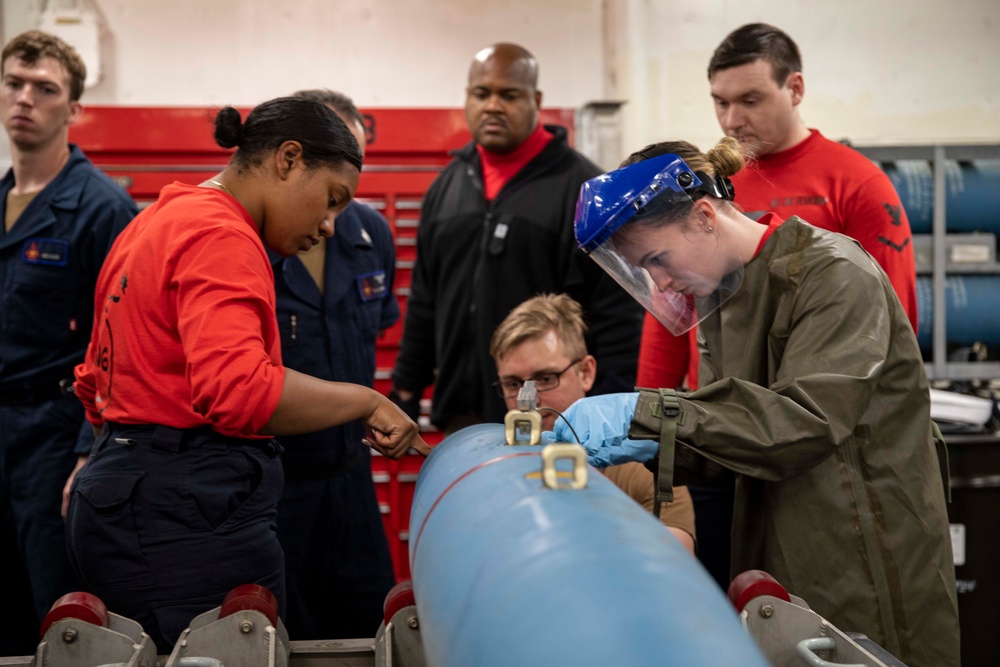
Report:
66,97,427,651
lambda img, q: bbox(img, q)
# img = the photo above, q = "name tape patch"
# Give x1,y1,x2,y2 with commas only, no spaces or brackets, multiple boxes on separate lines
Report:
357,270,388,302
22,238,69,266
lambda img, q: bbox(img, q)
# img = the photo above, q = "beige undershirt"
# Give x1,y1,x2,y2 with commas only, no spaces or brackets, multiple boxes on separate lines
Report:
298,237,326,293
5,191,40,232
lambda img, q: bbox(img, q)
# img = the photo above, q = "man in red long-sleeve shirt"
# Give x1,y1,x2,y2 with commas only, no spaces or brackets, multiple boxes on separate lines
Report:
637,23,918,590
640,22,917,394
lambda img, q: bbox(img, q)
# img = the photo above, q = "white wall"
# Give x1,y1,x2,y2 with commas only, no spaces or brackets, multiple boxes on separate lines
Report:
1,0,606,107
2,0,998,166
612,0,1000,155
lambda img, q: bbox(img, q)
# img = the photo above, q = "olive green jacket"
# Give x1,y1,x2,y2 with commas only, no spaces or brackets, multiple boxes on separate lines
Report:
631,219,958,667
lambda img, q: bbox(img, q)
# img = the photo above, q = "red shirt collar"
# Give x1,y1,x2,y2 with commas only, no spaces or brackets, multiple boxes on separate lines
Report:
476,124,554,200
753,211,784,257
750,129,822,168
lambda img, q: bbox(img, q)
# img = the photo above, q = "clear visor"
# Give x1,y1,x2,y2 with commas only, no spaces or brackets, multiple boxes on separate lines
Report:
588,195,744,336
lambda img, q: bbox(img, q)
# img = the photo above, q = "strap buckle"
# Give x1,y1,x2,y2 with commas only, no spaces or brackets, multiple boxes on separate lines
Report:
659,388,680,418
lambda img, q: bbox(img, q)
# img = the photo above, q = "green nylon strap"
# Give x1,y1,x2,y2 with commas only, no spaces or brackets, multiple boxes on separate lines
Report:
656,388,679,504
931,421,951,503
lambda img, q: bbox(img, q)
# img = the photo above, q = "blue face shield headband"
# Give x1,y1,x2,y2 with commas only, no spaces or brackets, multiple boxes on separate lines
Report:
575,153,735,253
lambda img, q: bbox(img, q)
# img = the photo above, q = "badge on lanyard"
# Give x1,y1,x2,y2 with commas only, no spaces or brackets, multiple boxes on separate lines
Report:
357,270,388,302
487,213,513,255
22,238,69,266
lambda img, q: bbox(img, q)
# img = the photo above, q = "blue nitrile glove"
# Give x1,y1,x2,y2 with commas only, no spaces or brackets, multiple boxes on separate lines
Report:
541,393,658,469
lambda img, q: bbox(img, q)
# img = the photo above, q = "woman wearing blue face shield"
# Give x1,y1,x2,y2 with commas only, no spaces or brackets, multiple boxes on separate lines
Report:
549,137,959,667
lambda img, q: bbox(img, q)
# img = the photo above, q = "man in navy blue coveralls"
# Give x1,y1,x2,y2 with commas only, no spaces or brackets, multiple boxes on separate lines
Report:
271,89,398,640
0,31,136,654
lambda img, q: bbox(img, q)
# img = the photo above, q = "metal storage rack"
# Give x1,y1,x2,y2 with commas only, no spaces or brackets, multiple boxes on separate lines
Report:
855,144,1000,381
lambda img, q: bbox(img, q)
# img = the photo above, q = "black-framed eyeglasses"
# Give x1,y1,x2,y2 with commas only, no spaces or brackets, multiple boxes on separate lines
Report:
493,359,583,399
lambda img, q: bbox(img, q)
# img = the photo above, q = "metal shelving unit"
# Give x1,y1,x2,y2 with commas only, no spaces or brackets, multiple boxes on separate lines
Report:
855,144,1000,381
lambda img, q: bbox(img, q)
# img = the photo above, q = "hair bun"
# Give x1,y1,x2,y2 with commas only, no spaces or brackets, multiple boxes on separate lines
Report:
706,137,745,178
213,106,244,149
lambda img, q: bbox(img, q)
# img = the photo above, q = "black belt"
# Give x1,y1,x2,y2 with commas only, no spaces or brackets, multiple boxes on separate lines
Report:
103,423,283,457
0,378,75,406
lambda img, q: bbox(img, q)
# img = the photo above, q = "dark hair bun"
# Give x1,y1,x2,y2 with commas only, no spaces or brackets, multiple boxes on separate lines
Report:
213,106,243,149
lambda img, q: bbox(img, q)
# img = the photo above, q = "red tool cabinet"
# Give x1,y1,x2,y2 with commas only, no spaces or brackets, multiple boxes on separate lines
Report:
70,105,577,580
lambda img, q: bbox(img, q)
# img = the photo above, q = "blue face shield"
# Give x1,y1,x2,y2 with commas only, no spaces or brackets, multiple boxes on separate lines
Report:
574,153,743,336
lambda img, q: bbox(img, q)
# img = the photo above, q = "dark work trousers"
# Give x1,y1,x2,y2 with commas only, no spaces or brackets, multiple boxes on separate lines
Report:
689,471,736,592
277,452,395,640
0,399,84,655
66,423,285,653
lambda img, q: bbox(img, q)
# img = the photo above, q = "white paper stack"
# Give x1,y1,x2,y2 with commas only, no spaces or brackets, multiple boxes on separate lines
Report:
929,388,994,427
